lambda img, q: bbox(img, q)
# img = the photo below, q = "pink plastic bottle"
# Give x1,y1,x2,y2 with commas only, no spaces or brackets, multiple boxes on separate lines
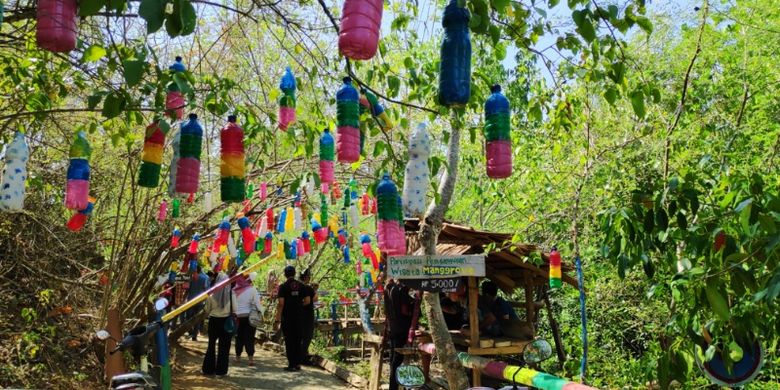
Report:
36,0,78,53
338,0,383,60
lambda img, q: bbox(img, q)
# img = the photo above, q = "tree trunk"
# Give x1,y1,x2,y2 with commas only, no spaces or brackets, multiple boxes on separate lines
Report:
418,111,469,390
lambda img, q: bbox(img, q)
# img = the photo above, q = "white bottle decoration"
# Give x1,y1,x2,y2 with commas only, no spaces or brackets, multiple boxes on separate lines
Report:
402,122,431,217
0,132,29,212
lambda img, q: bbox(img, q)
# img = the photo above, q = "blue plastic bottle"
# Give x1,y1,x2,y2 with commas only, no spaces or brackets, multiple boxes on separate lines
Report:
438,0,471,106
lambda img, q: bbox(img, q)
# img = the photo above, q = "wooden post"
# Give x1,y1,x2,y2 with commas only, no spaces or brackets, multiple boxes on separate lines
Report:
104,308,125,383
366,334,384,390
523,274,536,333
468,277,481,387
544,289,566,367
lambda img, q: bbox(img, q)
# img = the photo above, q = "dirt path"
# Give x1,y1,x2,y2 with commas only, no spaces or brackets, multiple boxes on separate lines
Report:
172,338,352,390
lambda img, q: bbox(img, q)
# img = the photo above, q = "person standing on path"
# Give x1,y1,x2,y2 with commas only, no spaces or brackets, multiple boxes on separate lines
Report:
202,272,234,377
275,265,310,371
186,265,210,341
299,269,317,365
233,272,262,366
383,278,415,390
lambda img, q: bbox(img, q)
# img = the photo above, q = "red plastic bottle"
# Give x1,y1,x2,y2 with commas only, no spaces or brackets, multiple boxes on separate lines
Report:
338,0,383,60
36,0,78,53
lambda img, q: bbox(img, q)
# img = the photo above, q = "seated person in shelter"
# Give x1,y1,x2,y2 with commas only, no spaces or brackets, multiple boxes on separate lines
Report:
477,280,533,340
440,282,467,331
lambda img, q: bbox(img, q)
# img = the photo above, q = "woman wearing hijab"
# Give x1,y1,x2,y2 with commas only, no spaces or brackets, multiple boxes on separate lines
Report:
202,272,234,377
233,272,262,366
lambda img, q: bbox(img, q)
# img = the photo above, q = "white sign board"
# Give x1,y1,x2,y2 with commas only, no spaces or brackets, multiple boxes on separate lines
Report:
387,255,486,279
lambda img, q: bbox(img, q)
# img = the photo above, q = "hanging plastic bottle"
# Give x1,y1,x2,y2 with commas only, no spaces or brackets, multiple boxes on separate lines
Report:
172,198,181,218
220,115,246,203
65,131,91,210
138,121,167,188
402,123,431,217
333,181,343,199
227,234,238,259
438,0,471,106
285,206,295,231
158,200,168,222
166,57,187,120
246,182,255,201
260,182,268,201
237,216,256,255
319,128,335,185
376,173,406,256
306,175,315,196
284,240,293,259
349,201,360,229
301,232,311,253
175,114,203,194
277,208,287,233
213,219,231,251
312,219,328,244
336,77,361,163
265,208,275,231
296,238,305,256
360,234,380,270
278,67,297,131
360,193,370,215
66,197,95,232
36,0,77,52
171,228,182,248
263,232,273,254
203,191,213,212
484,84,512,178
328,216,340,238
337,229,348,247
338,0,383,60
0,132,29,212
343,245,351,264
549,247,562,288
293,204,303,231
320,193,329,223
255,216,268,238
360,89,394,131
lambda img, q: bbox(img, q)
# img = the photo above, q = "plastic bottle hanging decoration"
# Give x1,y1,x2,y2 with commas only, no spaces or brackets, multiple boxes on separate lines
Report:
220,115,246,203
171,228,182,248
65,132,91,210
66,197,95,232
376,174,406,256
175,114,203,194
336,77,361,163
237,216,256,255
36,0,77,52
0,132,29,212
438,0,472,106
484,84,512,178
166,57,187,120
338,0,383,60
360,234,380,270
263,232,273,254
402,123,431,217
213,219,231,251
549,247,562,289
158,200,168,222
360,89,394,131
138,121,167,188
172,198,181,218
260,182,268,201
319,129,335,184
278,67,297,131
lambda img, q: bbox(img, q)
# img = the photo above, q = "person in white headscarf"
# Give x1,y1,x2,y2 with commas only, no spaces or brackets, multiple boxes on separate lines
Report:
233,272,262,367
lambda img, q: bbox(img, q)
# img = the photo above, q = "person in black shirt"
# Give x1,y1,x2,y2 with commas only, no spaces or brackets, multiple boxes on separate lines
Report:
383,278,415,390
274,265,311,371
299,269,317,365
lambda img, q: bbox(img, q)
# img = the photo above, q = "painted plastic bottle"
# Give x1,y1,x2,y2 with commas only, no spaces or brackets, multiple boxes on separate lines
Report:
138,121,167,188
360,88,393,131
320,128,335,184
65,132,91,210
36,0,78,52
166,57,186,120
279,67,297,131
338,0,383,60
175,114,202,194
549,247,562,289
0,132,28,212
484,84,512,178
402,123,431,217
376,173,406,256
438,0,471,106
220,115,246,203
336,77,361,163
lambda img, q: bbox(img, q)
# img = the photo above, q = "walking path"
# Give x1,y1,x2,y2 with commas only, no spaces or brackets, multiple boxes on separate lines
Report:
172,338,351,389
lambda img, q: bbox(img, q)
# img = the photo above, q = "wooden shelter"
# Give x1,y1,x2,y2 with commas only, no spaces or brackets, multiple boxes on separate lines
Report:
403,219,577,387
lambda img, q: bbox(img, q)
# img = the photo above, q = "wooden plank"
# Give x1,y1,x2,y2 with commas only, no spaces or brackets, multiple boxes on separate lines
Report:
468,277,481,387
467,343,529,355
312,355,369,389
368,341,382,390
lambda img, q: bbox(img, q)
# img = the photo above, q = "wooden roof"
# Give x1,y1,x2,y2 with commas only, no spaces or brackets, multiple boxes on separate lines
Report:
404,219,578,292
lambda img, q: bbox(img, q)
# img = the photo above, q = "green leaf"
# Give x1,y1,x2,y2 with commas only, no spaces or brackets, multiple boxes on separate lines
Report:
101,93,126,119
179,0,197,36
572,10,596,43
705,278,731,321
139,0,166,34
604,86,618,105
87,94,103,110
82,45,107,63
489,25,501,46
165,1,184,37
490,0,509,13
387,76,400,98
727,341,743,362
636,16,653,34
79,0,107,16
630,89,646,118
122,60,145,87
